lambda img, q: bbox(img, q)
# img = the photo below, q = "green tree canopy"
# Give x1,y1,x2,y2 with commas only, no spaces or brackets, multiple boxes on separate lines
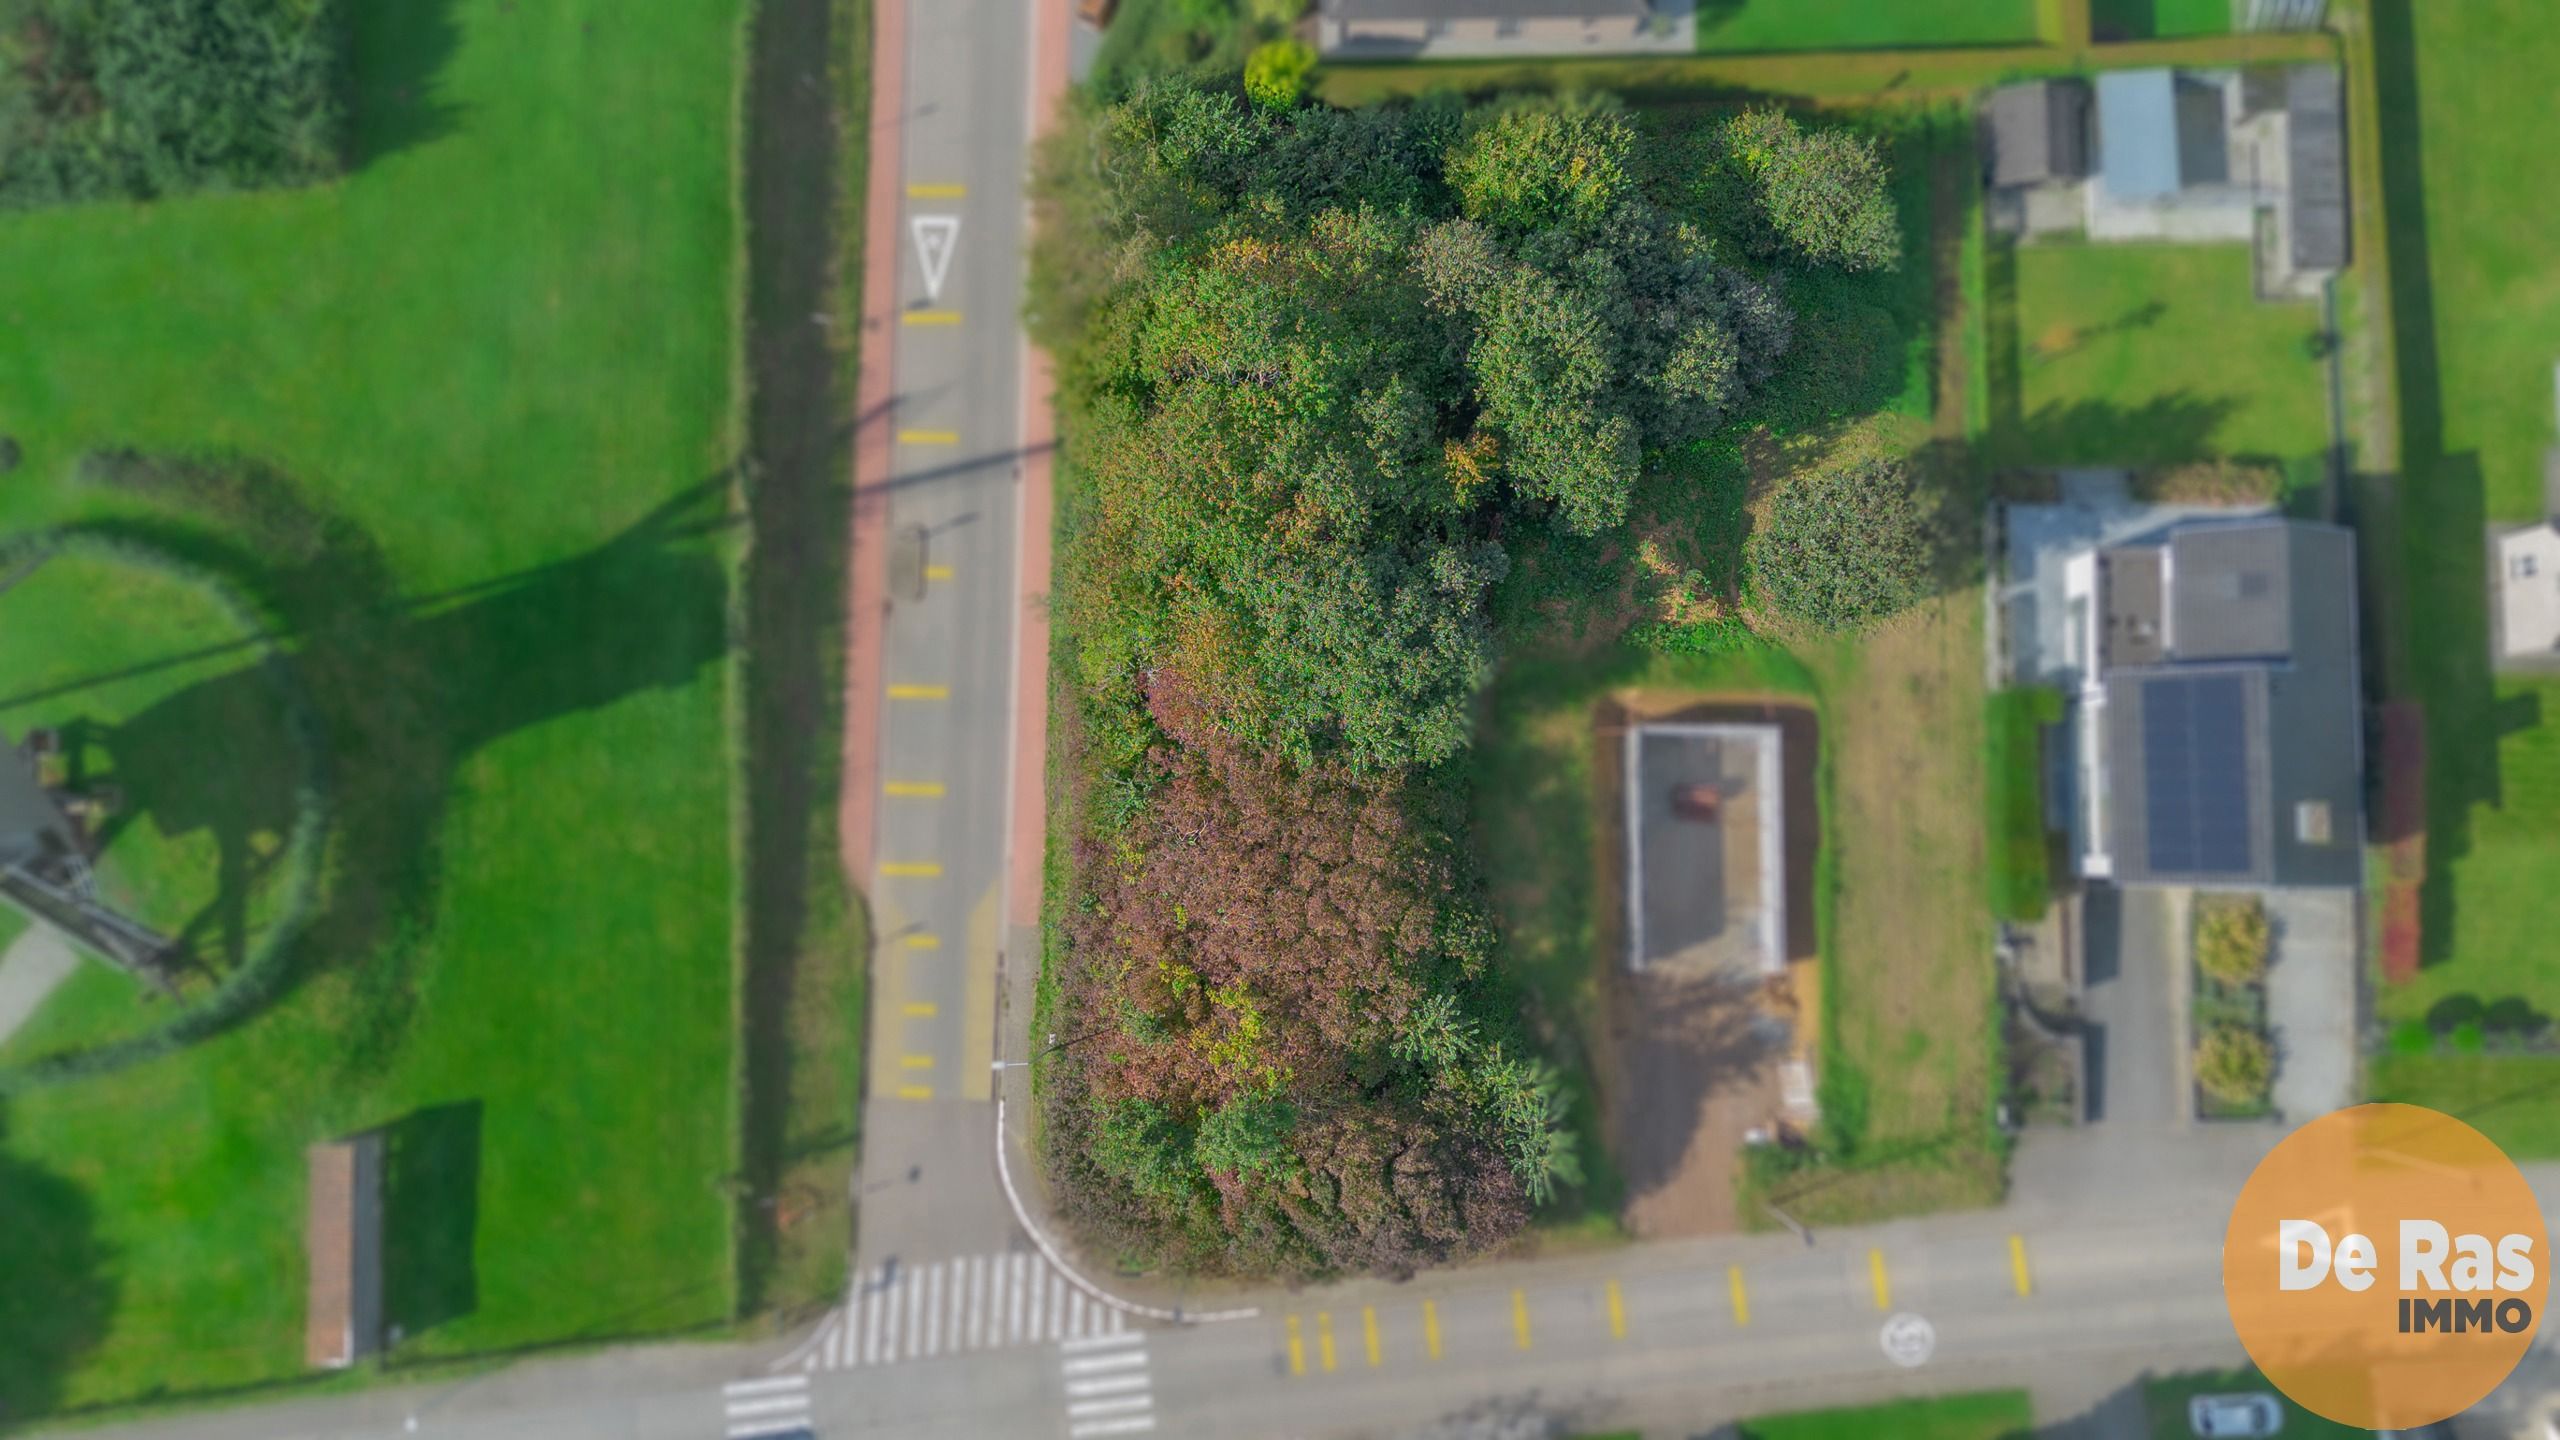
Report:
1723,106,1901,273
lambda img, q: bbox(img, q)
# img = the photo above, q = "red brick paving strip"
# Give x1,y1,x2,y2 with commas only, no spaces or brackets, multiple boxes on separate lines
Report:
304,1142,356,1369
1007,0,1069,930
840,0,908,886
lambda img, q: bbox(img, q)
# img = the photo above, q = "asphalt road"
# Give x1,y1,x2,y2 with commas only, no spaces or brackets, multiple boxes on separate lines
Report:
52,1164,2560,1440
850,0,1038,1273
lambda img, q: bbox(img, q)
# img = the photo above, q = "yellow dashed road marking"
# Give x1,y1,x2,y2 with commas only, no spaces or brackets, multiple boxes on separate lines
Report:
899,1055,932,1070
884,781,945,797
902,933,941,949
1728,1266,1751,1326
1285,1315,1304,1377
902,1002,938,1017
887,683,949,700
1605,1279,1627,1340
895,1083,933,1100
2010,1233,2033,1297
907,181,967,198
881,862,942,878
924,564,955,581
1422,1299,1442,1359
1869,1248,1892,1311
896,428,959,445
902,309,963,326
1316,1311,1336,1372
1362,1305,1381,1367
1511,1289,1532,1350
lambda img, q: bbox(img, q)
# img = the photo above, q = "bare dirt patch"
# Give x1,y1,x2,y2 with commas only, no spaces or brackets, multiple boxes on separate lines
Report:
1589,692,1820,1237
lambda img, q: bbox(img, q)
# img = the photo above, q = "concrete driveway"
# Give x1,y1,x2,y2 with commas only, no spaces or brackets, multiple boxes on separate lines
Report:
2077,882,2184,1128
2264,887,2359,1121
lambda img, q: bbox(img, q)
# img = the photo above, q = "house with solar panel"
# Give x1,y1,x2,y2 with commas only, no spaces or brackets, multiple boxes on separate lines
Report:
2059,518,2363,890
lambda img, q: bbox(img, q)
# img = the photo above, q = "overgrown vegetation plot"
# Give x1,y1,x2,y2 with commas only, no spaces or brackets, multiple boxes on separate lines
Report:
1032,78,1931,1272
0,0,345,206
0,0,746,1416
2360,0,2560,1156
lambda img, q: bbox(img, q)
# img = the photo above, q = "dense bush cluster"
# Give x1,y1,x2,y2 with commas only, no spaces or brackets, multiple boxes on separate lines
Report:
1035,79,1900,1277
0,0,344,207
1750,455,1937,631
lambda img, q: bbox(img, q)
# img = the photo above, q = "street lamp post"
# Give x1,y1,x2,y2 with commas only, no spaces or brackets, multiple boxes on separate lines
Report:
990,1027,1108,1073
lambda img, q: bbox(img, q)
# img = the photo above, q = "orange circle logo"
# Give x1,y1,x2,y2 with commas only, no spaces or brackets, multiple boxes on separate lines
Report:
2222,1103,2548,1429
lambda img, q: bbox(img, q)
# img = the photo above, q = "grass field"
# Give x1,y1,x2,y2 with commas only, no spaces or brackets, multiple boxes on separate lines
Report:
2142,1367,2363,1439
1992,242,2329,472
2361,0,2560,1153
2091,0,2232,40
1695,0,2044,53
0,0,748,1418
1741,1389,2034,1439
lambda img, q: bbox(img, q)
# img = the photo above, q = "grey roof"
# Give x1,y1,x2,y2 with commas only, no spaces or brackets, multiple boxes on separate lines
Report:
2097,70,2183,200
1986,80,2090,188
2286,64,2349,270
2169,523,2293,660
2101,520,2362,888
2097,68,2231,199
1323,0,1647,18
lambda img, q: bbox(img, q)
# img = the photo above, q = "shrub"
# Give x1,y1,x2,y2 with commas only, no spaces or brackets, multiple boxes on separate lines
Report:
1721,107,1900,272
0,0,346,208
2131,458,2283,506
1986,686,2063,922
2194,897,2271,988
1241,38,1313,110
1245,0,1302,20
2451,1021,2486,1056
2196,1025,2272,1106
2388,1018,2434,1057
1751,456,1934,631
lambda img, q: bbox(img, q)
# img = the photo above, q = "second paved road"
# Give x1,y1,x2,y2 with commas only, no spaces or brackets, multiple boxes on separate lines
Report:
853,0,1038,1271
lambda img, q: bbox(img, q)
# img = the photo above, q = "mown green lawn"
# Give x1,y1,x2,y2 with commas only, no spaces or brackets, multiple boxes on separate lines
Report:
1741,1389,2034,1439
1997,243,2330,470
2362,0,2560,1154
0,0,743,1418
2091,0,2232,40
1695,0,2044,53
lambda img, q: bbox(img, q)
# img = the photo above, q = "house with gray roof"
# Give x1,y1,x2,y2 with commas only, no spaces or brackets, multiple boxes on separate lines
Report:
1314,0,1692,58
1981,64,2348,295
2059,518,2362,889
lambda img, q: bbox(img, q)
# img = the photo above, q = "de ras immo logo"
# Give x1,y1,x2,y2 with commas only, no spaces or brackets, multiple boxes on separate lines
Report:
2221,1103,2550,1430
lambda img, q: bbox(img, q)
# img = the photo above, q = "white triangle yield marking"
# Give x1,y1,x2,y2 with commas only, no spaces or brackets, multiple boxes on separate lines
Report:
911,215,961,302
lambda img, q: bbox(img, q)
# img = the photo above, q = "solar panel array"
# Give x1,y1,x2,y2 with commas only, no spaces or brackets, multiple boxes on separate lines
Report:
2140,673,2255,876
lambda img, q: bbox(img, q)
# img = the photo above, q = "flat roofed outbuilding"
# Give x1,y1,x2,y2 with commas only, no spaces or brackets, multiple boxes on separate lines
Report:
1985,79,2091,188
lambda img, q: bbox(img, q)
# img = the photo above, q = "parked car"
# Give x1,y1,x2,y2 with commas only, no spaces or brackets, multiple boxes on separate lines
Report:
2189,1393,2283,1437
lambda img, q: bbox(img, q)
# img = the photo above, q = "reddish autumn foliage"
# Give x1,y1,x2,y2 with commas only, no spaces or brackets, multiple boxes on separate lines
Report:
1044,674,1526,1278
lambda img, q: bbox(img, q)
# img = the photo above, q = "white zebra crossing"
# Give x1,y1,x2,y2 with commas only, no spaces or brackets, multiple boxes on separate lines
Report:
797,1250,1135,1370
721,1374,811,1438
1059,1330,1154,1438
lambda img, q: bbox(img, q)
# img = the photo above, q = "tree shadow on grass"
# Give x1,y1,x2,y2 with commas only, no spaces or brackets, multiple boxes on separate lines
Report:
348,0,467,168
1,456,733,1082
0,1109,115,1428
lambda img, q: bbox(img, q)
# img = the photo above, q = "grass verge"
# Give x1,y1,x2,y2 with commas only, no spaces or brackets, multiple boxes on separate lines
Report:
0,0,746,1417
1741,1389,2035,1440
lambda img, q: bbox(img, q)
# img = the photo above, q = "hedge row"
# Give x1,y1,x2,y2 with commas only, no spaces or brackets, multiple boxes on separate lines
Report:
0,0,346,208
